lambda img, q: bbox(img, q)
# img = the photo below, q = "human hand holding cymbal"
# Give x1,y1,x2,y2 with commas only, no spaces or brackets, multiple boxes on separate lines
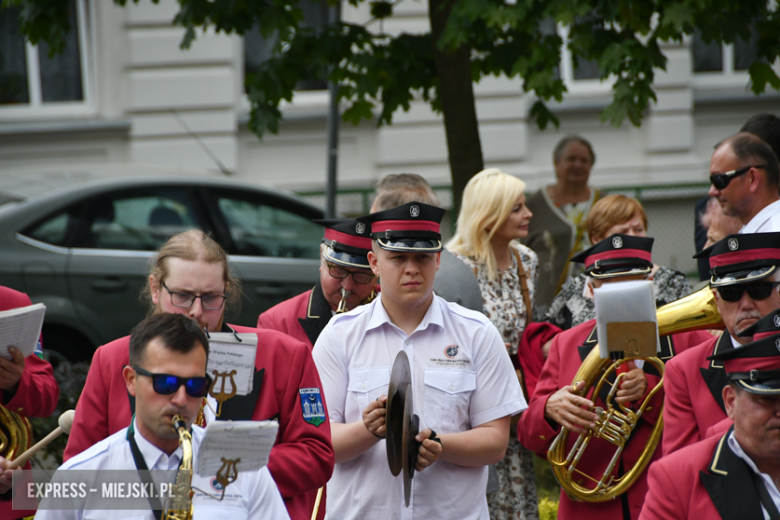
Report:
363,395,387,438
414,429,442,472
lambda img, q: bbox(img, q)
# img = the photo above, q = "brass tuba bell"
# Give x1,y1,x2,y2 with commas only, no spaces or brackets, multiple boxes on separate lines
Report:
547,286,724,502
0,405,32,462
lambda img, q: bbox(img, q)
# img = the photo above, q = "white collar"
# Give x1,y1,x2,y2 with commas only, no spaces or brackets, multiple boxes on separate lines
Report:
741,199,780,234
365,292,443,336
132,417,182,470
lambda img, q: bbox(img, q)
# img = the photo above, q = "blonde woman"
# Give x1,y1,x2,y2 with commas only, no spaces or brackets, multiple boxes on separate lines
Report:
447,168,539,520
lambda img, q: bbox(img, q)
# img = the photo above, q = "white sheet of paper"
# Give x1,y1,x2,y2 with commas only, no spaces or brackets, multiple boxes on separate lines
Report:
196,420,279,477
594,280,659,360
206,332,257,396
0,303,45,360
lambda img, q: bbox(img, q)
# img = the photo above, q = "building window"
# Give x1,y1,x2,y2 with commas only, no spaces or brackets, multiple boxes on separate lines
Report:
0,0,91,113
243,0,330,93
693,27,758,75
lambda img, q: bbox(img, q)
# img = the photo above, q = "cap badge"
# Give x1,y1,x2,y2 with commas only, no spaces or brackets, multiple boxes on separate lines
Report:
612,236,623,249
410,205,420,217
776,338,780,353
728,238,739,251
356,222,366,235
774,314,780,329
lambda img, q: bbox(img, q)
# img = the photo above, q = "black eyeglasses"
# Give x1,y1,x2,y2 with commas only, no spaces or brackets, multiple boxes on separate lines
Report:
132,366,212,397
710,165,766,190
718,282,780,303
161,281,226,310
326,263,375,284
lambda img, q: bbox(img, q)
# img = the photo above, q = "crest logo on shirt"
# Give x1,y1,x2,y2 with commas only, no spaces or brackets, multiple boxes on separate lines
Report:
356,222,366,235
444,345,459,358
210,477,225,492
612,236,623,249
728,238,739,251
299,388,326,427
410,205,420,217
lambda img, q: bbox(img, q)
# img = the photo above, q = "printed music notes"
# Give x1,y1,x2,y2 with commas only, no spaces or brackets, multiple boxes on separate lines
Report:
196,420,279,477
0,303,45,360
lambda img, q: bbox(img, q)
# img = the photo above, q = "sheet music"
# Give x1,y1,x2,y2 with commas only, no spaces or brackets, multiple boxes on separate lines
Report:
594,280,659,360
196,420,279,477
0,303,45,360
206,332,257,396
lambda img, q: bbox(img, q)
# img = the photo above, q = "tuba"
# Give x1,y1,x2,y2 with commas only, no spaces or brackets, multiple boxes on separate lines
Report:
163,415,194,520
547,286,723,502
0,405,32,461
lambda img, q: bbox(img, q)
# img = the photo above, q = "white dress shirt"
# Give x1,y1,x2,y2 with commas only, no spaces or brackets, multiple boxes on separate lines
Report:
740,199,780,234
312,294,526,520
34,419,290,520
728,431,780,520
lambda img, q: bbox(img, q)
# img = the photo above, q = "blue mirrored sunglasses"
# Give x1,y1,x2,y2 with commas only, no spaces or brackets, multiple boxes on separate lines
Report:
132,366,212,398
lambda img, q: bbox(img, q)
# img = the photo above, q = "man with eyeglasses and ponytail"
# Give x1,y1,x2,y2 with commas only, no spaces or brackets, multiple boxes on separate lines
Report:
65,230,333,520
709,132,780,233
36,313,290,520
258,218,377,350
662,232,780,456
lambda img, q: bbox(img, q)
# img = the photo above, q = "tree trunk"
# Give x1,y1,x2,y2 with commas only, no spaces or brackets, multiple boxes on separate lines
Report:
428,0,484,215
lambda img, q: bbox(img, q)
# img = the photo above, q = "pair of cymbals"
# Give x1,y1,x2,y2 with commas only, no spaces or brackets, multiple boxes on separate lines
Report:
386,350,420,507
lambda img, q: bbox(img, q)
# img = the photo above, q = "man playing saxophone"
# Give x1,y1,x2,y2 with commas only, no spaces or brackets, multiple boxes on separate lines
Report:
258,218,377,349
36,313,289,520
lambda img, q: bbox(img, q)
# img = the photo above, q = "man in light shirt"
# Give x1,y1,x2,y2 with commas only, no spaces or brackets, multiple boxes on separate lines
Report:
641,315,780,520
312,201,526,520
708,132,780,233
35,313,289,520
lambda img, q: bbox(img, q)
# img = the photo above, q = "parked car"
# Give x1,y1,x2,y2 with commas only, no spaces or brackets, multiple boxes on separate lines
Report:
0,166,324,361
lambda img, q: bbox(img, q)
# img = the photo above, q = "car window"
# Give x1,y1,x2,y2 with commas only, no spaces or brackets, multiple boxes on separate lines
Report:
215,194,321,258
26,211,70,246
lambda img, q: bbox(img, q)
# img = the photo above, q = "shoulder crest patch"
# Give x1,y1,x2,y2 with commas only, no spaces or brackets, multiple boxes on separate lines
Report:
299,388,326,427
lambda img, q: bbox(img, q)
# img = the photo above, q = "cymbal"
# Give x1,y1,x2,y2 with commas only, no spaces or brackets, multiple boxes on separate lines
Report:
402,385,420,507
386,350,411,476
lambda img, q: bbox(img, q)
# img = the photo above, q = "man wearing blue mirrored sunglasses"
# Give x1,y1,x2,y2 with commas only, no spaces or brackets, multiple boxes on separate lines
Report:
709,132,780,233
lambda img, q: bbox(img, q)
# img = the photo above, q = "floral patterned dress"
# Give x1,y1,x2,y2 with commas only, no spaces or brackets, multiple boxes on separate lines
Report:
450,242,541,520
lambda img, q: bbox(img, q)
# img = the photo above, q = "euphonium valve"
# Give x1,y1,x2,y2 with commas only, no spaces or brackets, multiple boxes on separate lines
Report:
547,286,723,502
163,415,194,520
336,289,351,314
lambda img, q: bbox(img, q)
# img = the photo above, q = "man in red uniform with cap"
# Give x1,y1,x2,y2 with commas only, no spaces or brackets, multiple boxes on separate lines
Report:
518,234,711,520
662,232,780,456
258,217,377,349
0,286,59,520
641,314,780,520
65,230,333,520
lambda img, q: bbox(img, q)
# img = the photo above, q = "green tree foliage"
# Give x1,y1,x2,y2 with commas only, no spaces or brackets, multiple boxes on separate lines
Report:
5,0,780,207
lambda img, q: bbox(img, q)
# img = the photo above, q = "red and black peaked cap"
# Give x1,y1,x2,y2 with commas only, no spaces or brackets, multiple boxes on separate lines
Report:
357,201,445,253
694,232,780,287
313,217,372,269
709,330,780,395
570,234,654,279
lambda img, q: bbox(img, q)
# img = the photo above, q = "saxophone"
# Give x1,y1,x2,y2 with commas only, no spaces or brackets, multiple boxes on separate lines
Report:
163,415,194,520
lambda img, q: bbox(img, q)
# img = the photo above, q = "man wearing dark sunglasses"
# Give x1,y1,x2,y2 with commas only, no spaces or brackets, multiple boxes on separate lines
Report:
663,232,780,456
709,132,780,232
36,313,290,519
258,218,377,349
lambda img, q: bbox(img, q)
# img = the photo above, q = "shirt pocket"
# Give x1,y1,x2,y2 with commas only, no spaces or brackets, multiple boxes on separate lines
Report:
348,367,390,412
424,368,477,432
194,508,248,520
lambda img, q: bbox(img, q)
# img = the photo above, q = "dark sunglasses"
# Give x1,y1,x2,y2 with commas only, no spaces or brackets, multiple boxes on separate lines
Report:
710,164,766,190
132,366,212,398
718,282,780,303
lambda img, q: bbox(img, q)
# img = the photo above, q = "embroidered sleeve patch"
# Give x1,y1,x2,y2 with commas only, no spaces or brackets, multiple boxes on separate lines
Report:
299,388,326,427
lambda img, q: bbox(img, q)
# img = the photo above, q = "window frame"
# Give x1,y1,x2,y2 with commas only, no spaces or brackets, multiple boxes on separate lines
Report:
0,0,95,120
691,40,756,90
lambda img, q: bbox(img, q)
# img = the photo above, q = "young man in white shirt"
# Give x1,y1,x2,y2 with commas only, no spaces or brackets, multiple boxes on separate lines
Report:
34,313,289,520
312,201,526,520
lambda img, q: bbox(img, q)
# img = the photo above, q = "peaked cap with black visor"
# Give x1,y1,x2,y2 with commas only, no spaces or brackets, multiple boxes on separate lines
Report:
313,217,373,269
710,326,780,395
694,232,780,287
570,233,654,279
357,201,445,253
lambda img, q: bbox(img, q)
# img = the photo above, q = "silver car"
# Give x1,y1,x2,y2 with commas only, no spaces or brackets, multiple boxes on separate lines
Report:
0,168,323,361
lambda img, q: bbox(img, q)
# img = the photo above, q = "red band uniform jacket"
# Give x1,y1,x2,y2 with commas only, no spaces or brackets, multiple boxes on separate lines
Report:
0,286,59,519
517,319,710,520
257,283,332,350
662,331,733,456
640,426,768,520
65,324,334,520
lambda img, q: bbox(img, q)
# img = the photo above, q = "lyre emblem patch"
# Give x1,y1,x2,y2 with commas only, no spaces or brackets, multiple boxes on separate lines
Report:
612,236,623,249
